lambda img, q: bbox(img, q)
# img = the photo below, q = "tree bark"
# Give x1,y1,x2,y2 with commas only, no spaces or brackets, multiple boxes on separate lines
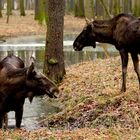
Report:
84,0,94,19
7,0,12,23
99,0,111,18
38,0,46,24
74,0,85,17
44,0,65,83
0,0,2,17
65,0,74,15
34,0,39,20
20,0,25,16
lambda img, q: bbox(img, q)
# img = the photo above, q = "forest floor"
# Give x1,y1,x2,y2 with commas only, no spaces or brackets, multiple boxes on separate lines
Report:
0,10,85,39
0,11,140,139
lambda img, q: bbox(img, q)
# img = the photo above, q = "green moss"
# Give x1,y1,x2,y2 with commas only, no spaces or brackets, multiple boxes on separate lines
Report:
92,113,118,128
48,58,58,65
79,96,92,103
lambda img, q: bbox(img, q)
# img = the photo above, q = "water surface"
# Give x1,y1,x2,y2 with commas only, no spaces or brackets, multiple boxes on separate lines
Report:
0,35,119,130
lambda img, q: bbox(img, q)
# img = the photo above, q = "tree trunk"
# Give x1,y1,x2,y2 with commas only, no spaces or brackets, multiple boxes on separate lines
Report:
95,0,104,18
0,0,2,17
113,0,121,15
20,0,25,16
99,0,111,18
34,0,39,20
84,0,94,19
44,0,65,83
65,0,74,15
7,0,12,23
109,0,113,15
34,0,47,24
133,0,140,16
15,0,20,9
74,0,85,17
11,0,14,9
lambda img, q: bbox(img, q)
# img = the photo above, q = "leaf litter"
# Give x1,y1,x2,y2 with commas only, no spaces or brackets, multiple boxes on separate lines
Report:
1,56,140,139
45,56,140,138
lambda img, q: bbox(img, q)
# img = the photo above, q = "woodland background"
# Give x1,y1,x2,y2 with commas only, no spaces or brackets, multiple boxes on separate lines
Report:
0,0,140,139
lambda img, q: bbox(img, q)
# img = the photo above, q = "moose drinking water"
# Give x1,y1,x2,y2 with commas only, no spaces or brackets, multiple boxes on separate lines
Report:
0,54,59,129
73,13,140,92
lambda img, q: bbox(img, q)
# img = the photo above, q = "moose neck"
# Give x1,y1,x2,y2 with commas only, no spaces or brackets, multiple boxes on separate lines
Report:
92,13,136,45
93,20,115,45
95,31,115,45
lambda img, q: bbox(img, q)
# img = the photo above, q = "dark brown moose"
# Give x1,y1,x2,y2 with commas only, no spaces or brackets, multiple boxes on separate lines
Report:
73,13,140,92
0,55,59,129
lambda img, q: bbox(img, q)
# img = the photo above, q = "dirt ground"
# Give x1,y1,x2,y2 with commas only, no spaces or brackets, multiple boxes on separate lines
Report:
0,10,85,39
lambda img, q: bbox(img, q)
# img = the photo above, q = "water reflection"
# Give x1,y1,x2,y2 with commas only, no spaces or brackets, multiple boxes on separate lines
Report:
0,48,119,69
0,36,119,129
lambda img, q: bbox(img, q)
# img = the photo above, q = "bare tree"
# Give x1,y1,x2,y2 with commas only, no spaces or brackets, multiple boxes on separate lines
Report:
34,0,39,20
74,0,85,17
7,0,12,23
44,0,65,83
0,0,2,17
20,0,25,16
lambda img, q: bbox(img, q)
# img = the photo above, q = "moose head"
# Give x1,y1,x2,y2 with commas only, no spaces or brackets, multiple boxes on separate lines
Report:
0,55,59,128
73,22,96,51
25,62,59,102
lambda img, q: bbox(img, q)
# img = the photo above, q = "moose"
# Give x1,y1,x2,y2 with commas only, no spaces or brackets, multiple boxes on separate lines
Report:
0,54,59,129
73,13,140,92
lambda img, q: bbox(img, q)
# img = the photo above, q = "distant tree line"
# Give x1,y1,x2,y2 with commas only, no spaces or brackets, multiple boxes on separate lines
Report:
0,0,34,18
0,0,46,24
65,0,140,19
0,0,34,10
0,0,140,22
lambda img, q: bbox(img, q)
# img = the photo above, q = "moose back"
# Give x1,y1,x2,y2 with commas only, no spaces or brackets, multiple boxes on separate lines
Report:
73,13,140,92
0,55,59,128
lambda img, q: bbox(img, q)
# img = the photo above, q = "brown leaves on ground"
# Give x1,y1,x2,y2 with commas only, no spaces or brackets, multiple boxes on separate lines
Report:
1,127,140,140
0,11,46,38
0,10,85,38
1,56,140,139
45,56,140,138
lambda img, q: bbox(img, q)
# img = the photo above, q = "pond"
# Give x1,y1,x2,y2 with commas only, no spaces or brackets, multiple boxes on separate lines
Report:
0,35,119,130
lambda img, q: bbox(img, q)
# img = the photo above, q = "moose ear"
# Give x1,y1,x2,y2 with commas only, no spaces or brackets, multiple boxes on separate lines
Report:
27,62,35,79
29,56,36,66
87,23,94,31
85,17,90,25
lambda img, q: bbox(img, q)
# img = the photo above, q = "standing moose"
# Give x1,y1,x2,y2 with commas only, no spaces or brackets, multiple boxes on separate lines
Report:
73,13,140,92
0,55,59,129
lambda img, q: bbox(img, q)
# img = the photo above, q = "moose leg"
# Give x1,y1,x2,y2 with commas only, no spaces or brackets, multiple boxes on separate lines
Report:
131,53,140,89
0,116,3,128
120,50,128,92
15,108,23,128
3,113,8,129
0,113,7,129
